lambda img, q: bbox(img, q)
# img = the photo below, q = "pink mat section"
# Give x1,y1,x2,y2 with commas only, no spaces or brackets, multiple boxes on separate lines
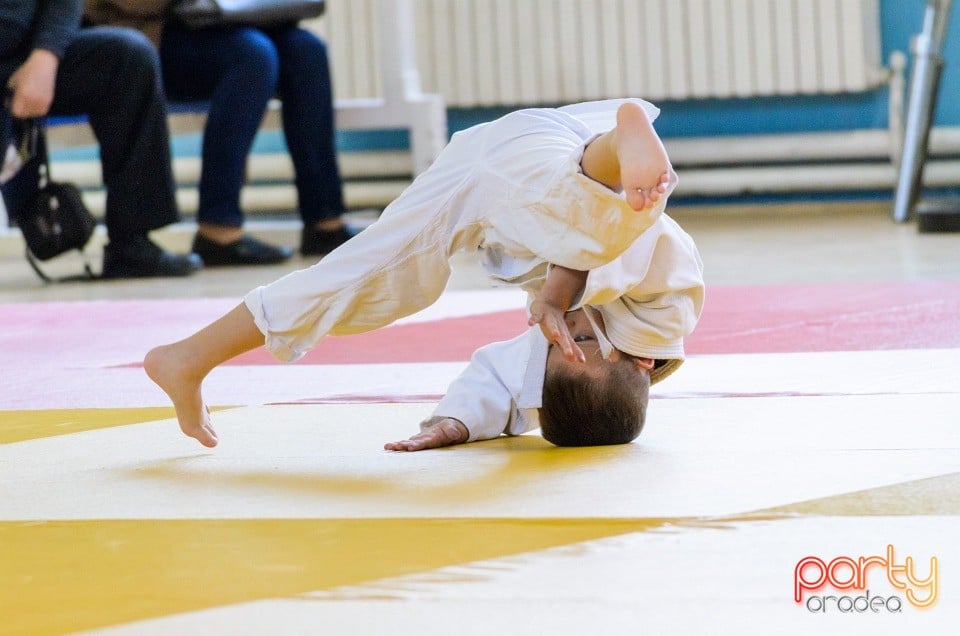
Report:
0,298,238,369
2,282,958,410
687,281,960,354
1,282,958,372
228,310,528,365
232,280,960,364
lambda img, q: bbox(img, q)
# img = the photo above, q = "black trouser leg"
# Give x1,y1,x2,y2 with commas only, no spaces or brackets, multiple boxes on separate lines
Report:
49,27,178,243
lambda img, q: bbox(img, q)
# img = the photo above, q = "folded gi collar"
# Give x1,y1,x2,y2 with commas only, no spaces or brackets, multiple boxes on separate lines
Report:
517,326,549,409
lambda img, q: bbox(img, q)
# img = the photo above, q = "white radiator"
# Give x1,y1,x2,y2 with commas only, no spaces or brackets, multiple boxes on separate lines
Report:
309,0,886,108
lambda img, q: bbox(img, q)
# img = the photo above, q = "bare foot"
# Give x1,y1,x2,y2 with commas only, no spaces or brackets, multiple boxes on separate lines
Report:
144,344,219,448
384,418,468,452
614,102,672,211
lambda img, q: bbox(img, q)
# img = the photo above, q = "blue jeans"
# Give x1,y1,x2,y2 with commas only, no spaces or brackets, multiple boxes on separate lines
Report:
160,23,345,227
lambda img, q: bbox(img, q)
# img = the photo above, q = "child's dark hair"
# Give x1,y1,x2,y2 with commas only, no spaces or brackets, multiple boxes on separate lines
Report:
539,358,649,446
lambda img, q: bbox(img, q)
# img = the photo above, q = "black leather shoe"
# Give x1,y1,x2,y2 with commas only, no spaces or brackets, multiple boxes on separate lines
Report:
301,225,354,256
192,233,293,266
102,236,203,279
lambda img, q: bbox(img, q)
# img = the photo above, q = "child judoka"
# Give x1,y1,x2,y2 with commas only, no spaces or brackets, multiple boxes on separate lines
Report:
144,98,704,450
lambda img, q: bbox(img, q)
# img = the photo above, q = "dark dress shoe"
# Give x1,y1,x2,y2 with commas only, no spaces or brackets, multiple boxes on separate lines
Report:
301,225,354,256
192,233,293,266
102,236,203,279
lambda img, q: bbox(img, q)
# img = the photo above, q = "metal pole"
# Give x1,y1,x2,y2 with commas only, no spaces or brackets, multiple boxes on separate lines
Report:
893,0,953,222
0,188,8,232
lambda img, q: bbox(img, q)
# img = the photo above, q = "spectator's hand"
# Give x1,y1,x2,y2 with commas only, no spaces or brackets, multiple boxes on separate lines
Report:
384,418,469,452
529,299,585,363
6,50,59,118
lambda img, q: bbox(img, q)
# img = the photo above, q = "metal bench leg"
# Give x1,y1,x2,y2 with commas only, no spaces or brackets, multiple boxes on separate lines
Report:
333,0,447,176
893,0,953,222
408,95,447,175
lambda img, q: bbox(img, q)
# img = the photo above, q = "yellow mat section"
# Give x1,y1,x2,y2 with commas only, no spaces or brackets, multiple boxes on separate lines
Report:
0,408,233,445
765,472,960,516
0,517,674,635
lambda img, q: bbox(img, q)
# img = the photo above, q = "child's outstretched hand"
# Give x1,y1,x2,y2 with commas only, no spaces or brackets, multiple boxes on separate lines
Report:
529,299,585,363
384,418,469,452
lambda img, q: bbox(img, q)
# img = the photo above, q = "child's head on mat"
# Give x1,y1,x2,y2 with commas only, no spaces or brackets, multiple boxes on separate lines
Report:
540,308,651,446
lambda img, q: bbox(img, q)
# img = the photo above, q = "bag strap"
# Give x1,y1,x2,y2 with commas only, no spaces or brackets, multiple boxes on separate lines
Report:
25,247,97,283
32,117,49,188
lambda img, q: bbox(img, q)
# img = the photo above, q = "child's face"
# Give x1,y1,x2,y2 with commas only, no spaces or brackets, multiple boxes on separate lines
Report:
545,308,626,378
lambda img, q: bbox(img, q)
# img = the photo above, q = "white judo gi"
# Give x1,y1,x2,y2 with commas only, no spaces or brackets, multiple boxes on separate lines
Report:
243,98,705,441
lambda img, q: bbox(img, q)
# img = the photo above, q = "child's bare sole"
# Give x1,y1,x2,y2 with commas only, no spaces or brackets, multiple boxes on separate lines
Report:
144,345,219,448
615,102,672,211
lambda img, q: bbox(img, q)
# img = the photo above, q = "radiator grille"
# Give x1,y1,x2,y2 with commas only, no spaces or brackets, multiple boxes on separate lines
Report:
308,0,885,108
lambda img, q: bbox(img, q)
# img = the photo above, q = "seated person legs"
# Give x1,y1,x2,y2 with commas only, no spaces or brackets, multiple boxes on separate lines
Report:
11,27,201,278
161,23,292,266
266,25,351,256
161,23,353,265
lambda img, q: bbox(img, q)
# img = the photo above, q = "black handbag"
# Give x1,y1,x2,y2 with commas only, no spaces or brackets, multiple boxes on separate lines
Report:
1,113,96,282
173,0,326,29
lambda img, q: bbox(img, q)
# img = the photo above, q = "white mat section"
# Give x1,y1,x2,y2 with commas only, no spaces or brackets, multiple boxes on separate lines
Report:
655,348,960,397
4,348,958,409
392,288,527,324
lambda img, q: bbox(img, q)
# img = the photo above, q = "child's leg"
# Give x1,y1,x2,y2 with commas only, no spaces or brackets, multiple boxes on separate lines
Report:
144,122,487,447
580,101,671,211
144,303,263,447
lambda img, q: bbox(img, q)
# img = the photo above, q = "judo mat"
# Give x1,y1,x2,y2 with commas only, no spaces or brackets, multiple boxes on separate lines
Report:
2,282,959,634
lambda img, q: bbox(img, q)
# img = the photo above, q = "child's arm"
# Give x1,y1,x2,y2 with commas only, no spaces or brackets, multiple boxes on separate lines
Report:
384,335,537,452
528,264,588,363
